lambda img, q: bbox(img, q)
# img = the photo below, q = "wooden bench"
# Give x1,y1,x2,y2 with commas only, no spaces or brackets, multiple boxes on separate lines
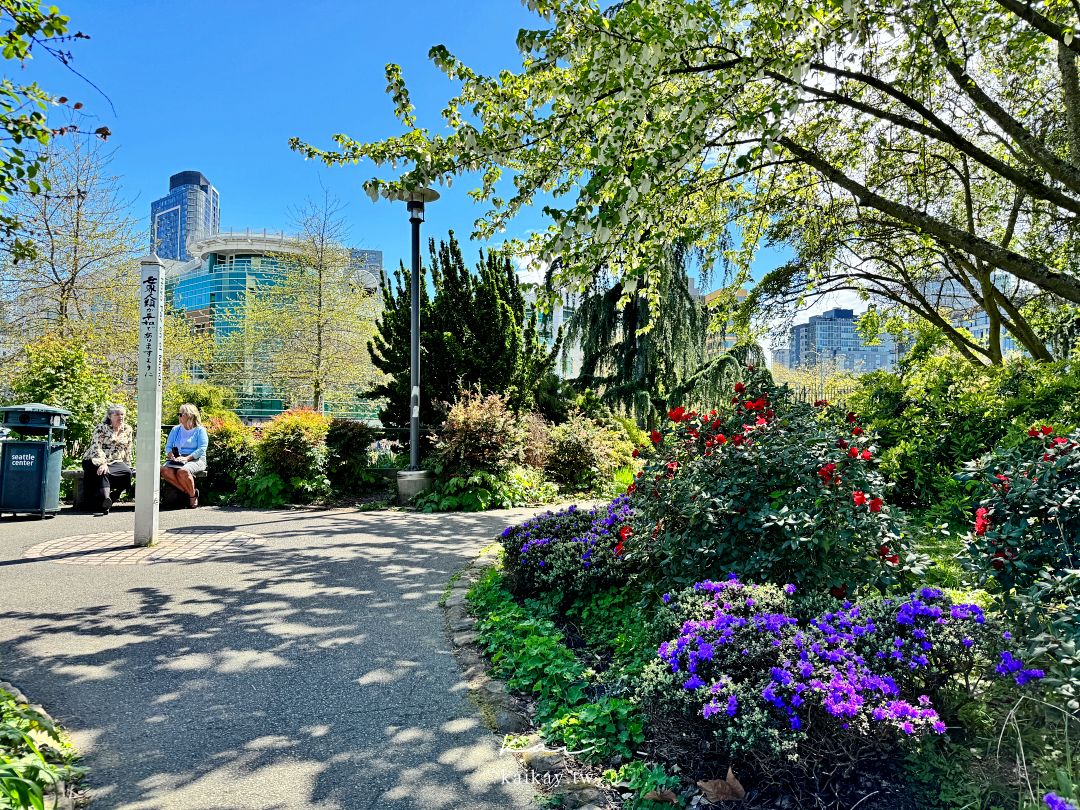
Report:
62,468,207,511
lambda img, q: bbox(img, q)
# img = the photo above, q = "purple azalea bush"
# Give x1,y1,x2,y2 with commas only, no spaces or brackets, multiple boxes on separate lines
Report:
642,576,1043,765
501,497,633,597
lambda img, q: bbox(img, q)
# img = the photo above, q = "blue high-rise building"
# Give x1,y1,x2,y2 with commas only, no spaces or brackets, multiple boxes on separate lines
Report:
782,308,901,372
150,171,220,260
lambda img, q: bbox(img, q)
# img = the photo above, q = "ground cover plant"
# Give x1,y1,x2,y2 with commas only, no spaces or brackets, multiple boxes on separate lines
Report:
0,687,83,810
470,371,1080,808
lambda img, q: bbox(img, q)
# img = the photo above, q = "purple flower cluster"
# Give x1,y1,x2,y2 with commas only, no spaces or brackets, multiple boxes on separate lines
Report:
658,577,1041,741
1046,794,1079,810
996,650,1045,685
502,497,634,576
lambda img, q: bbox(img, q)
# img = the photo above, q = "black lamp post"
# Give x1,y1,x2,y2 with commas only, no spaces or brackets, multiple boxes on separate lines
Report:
390,186,439,470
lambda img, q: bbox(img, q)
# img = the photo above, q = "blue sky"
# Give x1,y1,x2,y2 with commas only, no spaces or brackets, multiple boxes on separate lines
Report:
24,0,810,302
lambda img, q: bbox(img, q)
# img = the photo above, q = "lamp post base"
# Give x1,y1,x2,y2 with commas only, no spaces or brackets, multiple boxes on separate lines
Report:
397,469,434,504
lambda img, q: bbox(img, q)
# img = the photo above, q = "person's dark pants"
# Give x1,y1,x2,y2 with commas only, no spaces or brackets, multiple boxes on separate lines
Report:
81,459,132,509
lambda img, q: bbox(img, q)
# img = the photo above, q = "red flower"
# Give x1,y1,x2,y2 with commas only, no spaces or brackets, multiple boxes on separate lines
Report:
650,430,662,445
994,473,1010,492
830,584,848,599
814,399,829,407
848,447,859,458
869,497,883,512
732,434,744,446
974,506,991,536
631,448,640,458
626,483,636,495
851,427,863,436
755,416,768,426
1042,425,1054,435
666,461,679,472
879,545,890,557
847,412,858,423
1028,427,1040,438
618,525,632,541
614,540,624,556
837,438,849,449
1054,436,1069,445
716,434,727,444
886,554,900,565
734,382,746,395
853,490,868,506
860,449,872,461
668,405,686,422
818,463,837,484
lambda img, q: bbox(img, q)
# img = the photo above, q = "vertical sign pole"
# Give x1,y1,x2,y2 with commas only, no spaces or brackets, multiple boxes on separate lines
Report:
135,255,165,547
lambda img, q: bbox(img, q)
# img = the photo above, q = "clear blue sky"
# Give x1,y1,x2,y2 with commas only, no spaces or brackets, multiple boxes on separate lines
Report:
25,0,790,287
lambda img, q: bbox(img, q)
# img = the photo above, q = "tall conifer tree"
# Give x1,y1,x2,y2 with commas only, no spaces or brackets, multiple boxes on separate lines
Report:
368,231,558,430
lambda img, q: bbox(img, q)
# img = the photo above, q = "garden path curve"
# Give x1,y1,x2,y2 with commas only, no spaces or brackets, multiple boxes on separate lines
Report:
0,504,554,809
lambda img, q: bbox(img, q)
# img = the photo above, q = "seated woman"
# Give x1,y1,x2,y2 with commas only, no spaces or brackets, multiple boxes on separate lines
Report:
161,403,209,508
82,404,134,515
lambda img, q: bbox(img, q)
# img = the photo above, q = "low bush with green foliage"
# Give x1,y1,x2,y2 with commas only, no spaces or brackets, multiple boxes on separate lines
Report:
467,566,645,762
325,419,377,493
546,412,635,492
431,391,525,476
1,687,84,810
414,466,557,512
236,408,331,507
848,354,1080,510
204,413,256,497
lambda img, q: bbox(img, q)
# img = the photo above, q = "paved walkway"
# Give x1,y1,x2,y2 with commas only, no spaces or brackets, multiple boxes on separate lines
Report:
0,504,552,809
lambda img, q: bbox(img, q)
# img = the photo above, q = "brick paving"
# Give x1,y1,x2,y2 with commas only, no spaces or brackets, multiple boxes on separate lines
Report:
21,527,263,565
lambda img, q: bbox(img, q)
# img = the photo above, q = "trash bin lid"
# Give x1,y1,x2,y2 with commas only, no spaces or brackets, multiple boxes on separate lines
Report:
0,403,72,416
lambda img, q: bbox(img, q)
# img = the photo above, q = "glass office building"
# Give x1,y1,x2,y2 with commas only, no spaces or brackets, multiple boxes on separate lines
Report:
165,231,383,420
781,308,901,372
150,171,220,261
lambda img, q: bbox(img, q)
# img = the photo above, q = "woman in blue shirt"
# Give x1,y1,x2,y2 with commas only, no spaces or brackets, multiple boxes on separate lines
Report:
161,403,209,508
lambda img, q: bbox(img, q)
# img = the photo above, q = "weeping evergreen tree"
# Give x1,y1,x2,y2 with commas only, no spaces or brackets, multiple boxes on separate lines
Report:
563,246,765,428
369,231,559,430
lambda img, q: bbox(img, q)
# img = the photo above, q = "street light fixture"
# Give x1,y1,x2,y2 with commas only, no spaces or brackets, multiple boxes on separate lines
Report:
386,186,440,499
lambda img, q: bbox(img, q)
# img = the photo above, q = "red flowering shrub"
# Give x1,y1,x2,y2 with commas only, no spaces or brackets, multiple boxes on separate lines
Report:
623,371,925,595
961,428,1080,594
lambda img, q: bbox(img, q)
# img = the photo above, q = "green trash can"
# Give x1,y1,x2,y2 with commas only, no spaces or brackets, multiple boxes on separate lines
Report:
0,403,70,519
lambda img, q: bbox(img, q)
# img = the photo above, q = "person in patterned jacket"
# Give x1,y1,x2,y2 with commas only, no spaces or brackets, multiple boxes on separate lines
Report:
82,405,133,515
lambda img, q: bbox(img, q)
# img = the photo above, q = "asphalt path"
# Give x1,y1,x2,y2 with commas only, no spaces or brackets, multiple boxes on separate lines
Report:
0,504,551,809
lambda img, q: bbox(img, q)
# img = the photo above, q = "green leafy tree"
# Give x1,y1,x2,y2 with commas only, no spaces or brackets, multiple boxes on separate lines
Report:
0,1,92,263
8,332,115,453
369,231,559,429
215,193,379,412
292,0,1080,363
566,246,764,427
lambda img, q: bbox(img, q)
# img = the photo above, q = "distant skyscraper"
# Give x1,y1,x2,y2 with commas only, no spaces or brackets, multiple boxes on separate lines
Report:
780,308,900,372
150,171,220,261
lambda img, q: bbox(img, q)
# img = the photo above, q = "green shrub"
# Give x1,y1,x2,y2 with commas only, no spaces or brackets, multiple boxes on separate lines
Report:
413,466,557,512
325,419,377,493
547,413,634,491
520,411,552,470
542,696,644,762
238,408,331,506
626,375,925,595
8,333,115,455
1,687,84,810
204,414,256,496
162,382,237,423
432,391,526,476
849,354,1080,509
960,427,1080,596
602,762,684,810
